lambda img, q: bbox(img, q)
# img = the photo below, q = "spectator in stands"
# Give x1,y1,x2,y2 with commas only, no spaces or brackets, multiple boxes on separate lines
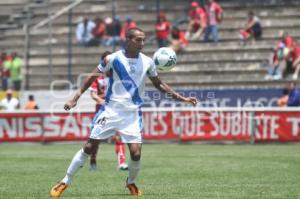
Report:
113,16,122,40
24,94,39,110
0,89,19,111
76,17,96,46
0,52,10,91
120,16,137,44
186,1,207,41
287,81,300,106
291,42,300,80
204,0,223,43
92,17,106,45
35,0,44,3
281,33,297,78
277,87,289,107
102,16,122,46
4,52,22,91
265,33,295,80
170,26,189,53
155,12,172,47
239,11,262,45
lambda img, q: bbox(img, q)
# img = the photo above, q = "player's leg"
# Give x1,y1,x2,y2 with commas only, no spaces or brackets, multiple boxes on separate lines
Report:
204,25,211,42
50,139,100,197
115,134,128,170
89,144,99,171
292,57,300,79
117,108,143,196
212,25,219,43
185,20,194,39
126,143,142,196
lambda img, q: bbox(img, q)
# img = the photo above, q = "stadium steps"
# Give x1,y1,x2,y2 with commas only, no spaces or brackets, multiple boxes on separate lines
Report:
26,13,300,27
25,45,273,57
26,60,264,73
26,51,270,66
2,31,299,51
145,79,295,89
26,69,269,90
27,65,265,76
1,0,300,89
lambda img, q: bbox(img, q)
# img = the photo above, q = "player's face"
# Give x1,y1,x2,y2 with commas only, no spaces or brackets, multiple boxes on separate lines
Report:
128,30,145,53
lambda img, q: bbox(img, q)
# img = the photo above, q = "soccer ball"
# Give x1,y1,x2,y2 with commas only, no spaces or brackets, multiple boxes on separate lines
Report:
153,47,177,71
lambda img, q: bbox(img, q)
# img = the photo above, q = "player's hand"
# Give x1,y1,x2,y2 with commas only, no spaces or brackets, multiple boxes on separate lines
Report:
184,97,198,106
64,100,77,111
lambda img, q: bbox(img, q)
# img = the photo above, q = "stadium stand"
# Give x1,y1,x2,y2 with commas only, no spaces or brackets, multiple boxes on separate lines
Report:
0,0,300,90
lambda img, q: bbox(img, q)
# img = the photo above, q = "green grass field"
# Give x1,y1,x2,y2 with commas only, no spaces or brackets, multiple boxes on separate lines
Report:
0,143,300,199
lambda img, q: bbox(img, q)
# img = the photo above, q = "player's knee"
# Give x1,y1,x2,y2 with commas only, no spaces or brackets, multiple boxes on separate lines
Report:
83,144,92,154
130,152,141,161
83,142,98,155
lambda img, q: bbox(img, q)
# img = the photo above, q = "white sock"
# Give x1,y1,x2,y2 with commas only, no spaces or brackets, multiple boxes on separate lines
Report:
62,149,89,185
127,160,141,184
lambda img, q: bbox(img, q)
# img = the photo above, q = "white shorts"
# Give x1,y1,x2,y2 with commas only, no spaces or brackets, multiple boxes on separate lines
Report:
90,105,143,143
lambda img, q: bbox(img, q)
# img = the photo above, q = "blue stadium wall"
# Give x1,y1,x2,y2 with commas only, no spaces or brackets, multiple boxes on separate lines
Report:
144,88,283,107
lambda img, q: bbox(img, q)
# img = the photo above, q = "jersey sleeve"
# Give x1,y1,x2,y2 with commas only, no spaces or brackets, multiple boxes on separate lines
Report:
89,79,98,92
216,3,223,13
147,58,158,77
97,54,114,73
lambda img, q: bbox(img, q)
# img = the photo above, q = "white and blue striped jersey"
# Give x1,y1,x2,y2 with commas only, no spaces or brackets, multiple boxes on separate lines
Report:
97,50,158,109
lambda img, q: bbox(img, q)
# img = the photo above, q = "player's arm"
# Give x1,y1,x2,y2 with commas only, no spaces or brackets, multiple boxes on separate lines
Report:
245,19,255,30
149,76,198,106
64,67,101,110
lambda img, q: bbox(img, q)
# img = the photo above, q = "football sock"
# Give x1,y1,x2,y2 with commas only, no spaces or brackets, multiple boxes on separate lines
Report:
62,149,89,185
127,160,141,184
116,142,126,166
90,153,97,165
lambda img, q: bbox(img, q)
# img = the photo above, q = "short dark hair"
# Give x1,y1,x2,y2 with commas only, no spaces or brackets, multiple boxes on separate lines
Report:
282,88,289,95
125,27,144,40
101,51,111,60
29,95,34,100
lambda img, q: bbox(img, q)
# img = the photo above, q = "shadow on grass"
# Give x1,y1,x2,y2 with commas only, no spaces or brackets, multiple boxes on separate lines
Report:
66,192,184,198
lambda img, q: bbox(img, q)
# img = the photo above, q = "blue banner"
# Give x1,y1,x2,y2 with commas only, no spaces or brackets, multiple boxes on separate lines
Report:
143,88,283,107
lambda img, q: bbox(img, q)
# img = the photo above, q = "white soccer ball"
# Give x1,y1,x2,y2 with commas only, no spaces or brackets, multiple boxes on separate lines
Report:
153,47,177,71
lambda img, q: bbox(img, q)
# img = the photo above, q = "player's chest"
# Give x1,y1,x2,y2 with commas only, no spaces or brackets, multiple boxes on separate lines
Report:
124,59,147,78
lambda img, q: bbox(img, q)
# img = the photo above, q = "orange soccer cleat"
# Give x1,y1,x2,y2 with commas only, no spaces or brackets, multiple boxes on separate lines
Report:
126,179,142,196
50,182,68,197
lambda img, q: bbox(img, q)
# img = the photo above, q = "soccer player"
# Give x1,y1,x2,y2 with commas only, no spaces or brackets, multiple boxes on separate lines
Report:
89,51,128,171
50,27,197,197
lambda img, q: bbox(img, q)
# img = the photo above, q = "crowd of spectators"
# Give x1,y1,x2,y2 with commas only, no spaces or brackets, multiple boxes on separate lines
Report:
153,0,223,52
0,51,37,111
155,11,189,53
76,15,137,48
0,89,39,111
184,0,223,43
74,0,223,53
60,0,300,84
2,0,298,109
